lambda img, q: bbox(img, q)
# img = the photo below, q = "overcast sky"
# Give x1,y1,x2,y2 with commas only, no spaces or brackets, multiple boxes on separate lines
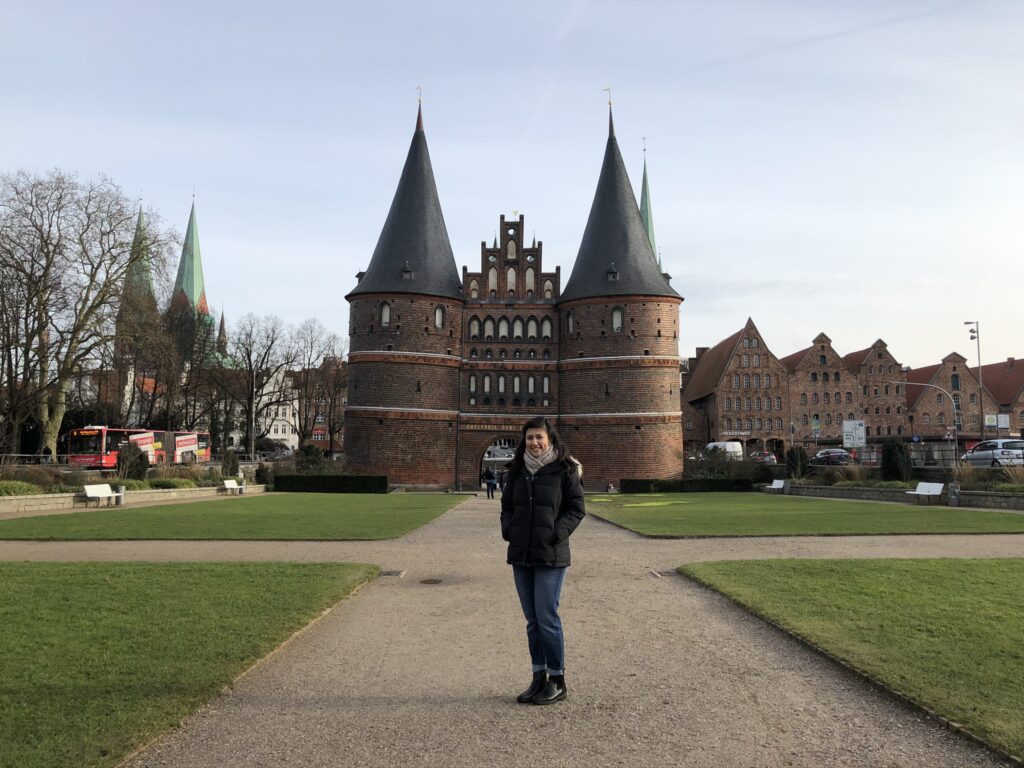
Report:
3,0,1021,369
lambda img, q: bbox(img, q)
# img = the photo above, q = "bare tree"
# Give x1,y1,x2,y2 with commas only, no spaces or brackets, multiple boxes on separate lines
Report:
221,314,297,458
290,318,335,444
321,333,348,455
0,170,174,454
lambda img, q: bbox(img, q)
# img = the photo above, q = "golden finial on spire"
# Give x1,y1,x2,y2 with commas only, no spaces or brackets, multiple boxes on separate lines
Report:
602,87,612,106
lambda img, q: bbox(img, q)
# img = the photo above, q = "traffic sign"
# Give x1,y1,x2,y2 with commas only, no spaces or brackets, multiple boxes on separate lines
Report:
944,428,954,440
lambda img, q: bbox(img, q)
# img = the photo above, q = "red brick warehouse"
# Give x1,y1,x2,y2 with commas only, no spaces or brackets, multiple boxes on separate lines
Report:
344,106,684,489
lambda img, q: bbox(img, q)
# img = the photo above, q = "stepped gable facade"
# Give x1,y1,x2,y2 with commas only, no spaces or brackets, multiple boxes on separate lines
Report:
842,339,908,439
975,357,1024,435
344,107,685,488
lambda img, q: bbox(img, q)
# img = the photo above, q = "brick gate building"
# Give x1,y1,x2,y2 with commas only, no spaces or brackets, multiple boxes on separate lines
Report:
344,107,684,488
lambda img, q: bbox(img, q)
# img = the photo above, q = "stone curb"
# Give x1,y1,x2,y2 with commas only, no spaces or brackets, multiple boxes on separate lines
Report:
677,570,1023,768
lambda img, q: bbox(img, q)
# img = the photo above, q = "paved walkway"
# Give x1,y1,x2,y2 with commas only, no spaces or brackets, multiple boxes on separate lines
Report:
5,497,1020,767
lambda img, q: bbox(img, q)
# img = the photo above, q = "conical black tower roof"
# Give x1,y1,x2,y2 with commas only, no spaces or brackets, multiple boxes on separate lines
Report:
560,110,679,303
347,107,462,301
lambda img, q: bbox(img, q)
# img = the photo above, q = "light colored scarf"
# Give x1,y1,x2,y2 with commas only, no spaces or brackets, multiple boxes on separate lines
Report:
523,446,557,475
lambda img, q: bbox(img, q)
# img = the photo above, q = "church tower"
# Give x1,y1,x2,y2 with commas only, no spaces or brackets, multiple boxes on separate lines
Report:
167,201,215,363
344,106,464,484
557,109,684,486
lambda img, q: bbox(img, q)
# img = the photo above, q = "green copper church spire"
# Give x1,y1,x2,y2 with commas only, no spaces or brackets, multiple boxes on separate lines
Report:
124,206,157,303
639,142,658,269
172,201,210,315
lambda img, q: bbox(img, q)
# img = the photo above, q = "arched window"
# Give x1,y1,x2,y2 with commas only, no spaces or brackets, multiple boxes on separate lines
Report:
823,372,830,383
512,317,524,339
434,306,445,329
544,280,553,299
498,375,506,394
469,280,479,299
488,267,498,295
469,317,480,339
566,312,574,335
756,418,763,430
541,318,552,340
543,375,550,394
498,318,509,339
380,302,391,327
834,372,840,383
745,397,752,410
733,374,740,387
755,397,762,410
507,240,516,259
527,376,535,394
812,393,819,404
611,307,623,333
776,397,782,410
743,374,750,388
745,418,752,430
725,418,733,429
753,354,760,367
469,375,477,393
938,412,946,425
525,267,535,294
753,374,761,388
765,374,771,387
742,353,749,367
527,318,538,339
483,318,495,340
506,267,517,294
743,339,750,348
951,374,960,391
725,397,732,411
923,413,931,425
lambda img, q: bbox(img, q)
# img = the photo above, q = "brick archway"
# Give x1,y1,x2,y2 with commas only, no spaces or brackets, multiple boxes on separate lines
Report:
457,428,520,489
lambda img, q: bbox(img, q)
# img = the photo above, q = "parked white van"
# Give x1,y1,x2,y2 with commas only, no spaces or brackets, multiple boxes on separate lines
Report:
703,441,744,460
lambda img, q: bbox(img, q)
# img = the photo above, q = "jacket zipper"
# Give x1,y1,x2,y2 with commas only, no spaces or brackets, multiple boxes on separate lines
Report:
522,473,535,566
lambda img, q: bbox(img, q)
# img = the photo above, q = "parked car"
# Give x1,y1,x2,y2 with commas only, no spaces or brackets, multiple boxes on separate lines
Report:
748,451,778,465
960,439,1024,467
809,448,856,466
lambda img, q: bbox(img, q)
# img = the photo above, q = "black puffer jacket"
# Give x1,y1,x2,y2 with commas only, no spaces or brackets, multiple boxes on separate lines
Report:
500,460,586,567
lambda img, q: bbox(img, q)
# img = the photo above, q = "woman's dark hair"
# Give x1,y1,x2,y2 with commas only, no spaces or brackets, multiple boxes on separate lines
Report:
506,417,574,477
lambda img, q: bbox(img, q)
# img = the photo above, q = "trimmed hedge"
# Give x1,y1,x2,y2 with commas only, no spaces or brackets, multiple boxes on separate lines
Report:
0,480,43,496
147,478,198,490
273,474,389,493
619,478,754,493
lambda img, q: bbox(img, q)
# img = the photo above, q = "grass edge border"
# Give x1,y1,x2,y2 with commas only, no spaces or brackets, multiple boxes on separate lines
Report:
113,565,381,768
587,509,1024,539
675,568,1023,767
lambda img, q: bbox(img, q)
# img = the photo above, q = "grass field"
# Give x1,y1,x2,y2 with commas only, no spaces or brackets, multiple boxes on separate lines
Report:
588,492,1024,536
0,493,463,540
0,561,378,768
679,558,1024,759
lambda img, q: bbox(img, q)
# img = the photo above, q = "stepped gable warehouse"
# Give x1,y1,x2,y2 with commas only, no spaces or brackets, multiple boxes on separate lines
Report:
344,107,685,488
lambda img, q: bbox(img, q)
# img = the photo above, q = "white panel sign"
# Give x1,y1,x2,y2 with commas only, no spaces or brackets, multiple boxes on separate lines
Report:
842,420,866,448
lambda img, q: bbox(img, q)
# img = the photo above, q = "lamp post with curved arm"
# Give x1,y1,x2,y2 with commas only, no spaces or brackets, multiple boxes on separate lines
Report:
894,380,958,466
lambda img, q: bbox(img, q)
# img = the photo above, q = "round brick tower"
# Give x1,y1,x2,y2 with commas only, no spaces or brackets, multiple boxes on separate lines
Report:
345,106,464,486
557,109,684,488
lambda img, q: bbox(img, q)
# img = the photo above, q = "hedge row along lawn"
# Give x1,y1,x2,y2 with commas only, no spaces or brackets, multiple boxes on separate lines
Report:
0,493,463,540
588,492,1024,537
0,562,378,768
679,559,1024,759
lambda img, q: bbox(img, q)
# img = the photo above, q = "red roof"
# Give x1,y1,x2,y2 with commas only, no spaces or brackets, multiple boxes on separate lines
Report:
682,328,744,402
778,346,812,373
973,358,1024,407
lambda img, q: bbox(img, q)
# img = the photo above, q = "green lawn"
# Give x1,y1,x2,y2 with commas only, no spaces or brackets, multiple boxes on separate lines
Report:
0,561,378,768
0,493,463,540
588,492,1024,536
679,559,1024,759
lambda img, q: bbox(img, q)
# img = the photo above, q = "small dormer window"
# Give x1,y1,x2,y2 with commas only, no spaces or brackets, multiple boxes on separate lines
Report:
401,262,413,281
606,263,618,282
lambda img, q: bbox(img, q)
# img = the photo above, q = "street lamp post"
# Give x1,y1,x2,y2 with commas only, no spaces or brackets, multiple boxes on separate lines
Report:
893,380,958,466
965,321,983,441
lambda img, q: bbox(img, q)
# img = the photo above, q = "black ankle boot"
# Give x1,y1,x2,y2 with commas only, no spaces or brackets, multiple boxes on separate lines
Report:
517,671,547,703
532,674,567,705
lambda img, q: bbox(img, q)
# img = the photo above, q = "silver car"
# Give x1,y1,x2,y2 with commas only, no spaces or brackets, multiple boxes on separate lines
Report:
961,439,1024,467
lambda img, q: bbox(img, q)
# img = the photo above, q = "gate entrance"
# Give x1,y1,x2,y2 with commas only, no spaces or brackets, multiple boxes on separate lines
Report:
479,436,516,490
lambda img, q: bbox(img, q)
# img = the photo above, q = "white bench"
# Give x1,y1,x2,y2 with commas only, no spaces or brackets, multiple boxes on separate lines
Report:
906,482,944,504
762,479,787,494
83,483,123,507
222,479,246,495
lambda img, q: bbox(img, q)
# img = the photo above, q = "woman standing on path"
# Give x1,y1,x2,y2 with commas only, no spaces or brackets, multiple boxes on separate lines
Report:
500,417,586,705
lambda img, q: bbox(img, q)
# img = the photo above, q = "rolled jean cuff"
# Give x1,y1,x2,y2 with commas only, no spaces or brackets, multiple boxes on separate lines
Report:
546,667,563,676
532,664,546,673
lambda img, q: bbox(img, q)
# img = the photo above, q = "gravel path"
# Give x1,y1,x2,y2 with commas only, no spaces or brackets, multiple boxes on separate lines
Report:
49,495,1008,768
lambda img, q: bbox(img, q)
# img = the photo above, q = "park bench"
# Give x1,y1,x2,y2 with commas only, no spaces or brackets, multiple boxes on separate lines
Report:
762,479,787,494
906,482,944,504
83,483,123,508
222,479,246,495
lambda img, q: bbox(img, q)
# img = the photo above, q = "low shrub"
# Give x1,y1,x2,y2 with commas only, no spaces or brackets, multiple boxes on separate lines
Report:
1001,465,1024,486
833,479,915,489
881,439,913,481
273,474,388,493
255,462,274,486
116,479,150,491
838,464,872,484
991,483,1024,494
116,442,149,480
619,478,754,493
0,480,43,496
147,478,197,490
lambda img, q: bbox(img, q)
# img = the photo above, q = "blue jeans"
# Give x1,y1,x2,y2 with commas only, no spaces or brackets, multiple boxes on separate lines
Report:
512,565,567,676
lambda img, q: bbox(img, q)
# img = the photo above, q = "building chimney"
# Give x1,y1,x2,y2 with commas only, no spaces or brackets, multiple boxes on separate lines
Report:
695,347,710,360
1008,357,1015,368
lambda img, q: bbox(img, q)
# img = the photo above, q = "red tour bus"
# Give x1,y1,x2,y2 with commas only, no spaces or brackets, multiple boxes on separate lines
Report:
65,426,211,469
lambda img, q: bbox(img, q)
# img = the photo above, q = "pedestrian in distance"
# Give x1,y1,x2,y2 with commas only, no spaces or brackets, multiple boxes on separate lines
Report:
500,416,585,705
482,467,497,499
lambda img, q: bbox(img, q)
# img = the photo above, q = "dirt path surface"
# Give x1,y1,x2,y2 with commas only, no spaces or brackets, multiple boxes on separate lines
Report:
71,496,1015,767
